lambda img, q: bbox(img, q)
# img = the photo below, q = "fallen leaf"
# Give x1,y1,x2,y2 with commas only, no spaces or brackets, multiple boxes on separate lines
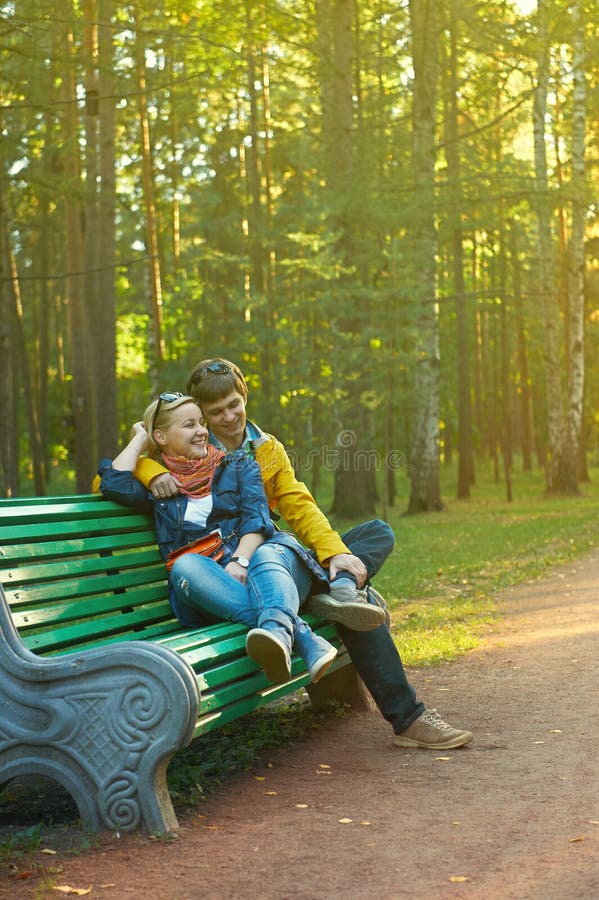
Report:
319,764,331,769
360,821,371,826
338,818,353,824
589,820,599,825
254,776,265,781
265,791,277,796
295,803,308,809
549,729,562,734
41,848,57,855
52,887,92,896
569,837,584,843
451,821,461,826
449,876,469,883
436,756,451,761
533,741,545,745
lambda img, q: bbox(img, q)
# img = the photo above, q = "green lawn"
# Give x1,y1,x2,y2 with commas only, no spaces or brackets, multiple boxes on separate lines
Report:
330,463,599,666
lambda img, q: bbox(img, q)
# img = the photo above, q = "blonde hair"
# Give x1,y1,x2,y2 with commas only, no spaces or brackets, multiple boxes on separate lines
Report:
143,394,198,459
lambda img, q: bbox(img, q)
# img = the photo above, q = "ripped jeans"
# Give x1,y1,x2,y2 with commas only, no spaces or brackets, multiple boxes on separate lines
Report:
170,540,313,629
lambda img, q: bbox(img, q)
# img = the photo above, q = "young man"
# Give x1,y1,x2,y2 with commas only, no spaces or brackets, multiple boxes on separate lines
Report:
141,358,473,750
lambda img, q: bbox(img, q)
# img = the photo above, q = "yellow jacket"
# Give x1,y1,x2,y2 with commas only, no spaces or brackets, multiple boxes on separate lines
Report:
123,432,350,565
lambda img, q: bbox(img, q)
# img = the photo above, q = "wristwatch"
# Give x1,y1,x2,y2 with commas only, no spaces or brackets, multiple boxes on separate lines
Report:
231,555,250,568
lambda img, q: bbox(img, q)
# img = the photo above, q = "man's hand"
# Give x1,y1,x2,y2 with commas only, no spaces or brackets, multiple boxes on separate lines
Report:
327,553,367,588
149,472,183,499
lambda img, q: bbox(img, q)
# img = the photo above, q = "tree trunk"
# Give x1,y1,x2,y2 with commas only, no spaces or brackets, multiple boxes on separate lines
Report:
133,3,165,382
532,0,574,494
321,0,377,518
94,0,118,458
447,0,474,499
566,0,586,487
7,242,47,493
0,183,18,496
407,0,443,513
61,1,96,492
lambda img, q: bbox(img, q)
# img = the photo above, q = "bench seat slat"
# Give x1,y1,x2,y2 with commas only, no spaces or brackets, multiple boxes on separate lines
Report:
50,620,183,653
23,602,177,652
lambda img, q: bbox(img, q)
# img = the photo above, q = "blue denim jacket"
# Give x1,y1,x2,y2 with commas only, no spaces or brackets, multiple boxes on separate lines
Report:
98,449,274,562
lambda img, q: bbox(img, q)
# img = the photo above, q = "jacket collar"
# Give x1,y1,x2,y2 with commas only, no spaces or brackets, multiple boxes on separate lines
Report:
209,419,270,457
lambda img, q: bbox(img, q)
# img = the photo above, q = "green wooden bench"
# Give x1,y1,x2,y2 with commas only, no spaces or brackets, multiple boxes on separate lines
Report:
0,494,364,833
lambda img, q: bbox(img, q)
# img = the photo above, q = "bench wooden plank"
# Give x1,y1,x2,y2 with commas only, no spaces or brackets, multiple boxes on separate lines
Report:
0,548,161,585
0,531,159,564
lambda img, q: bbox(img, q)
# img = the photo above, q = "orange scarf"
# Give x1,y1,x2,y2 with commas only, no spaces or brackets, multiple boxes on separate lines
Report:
162,445,224,497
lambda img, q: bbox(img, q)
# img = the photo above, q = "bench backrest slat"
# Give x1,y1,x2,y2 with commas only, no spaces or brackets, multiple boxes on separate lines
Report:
1,547,162,587
4,564,168,607
0,531,158,564
0,513,152,543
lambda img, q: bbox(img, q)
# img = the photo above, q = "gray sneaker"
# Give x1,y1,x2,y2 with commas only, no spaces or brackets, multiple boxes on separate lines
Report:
246,627,292,683
394,708,473,749
366,586,391,629
307,591,386,631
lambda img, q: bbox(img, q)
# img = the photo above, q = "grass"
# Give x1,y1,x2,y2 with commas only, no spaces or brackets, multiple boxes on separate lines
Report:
329,462,599,666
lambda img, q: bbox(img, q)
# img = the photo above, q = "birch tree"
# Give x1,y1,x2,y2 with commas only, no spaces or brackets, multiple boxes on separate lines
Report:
566,0,586,489
407,0,443,512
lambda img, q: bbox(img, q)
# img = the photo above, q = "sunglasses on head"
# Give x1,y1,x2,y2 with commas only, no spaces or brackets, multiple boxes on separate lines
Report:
195,362,231,378
150,391,186,434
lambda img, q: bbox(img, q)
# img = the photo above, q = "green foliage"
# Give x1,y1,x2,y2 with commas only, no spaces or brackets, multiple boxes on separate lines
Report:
1,1,597,498
0,824,43,864
167,697,326,811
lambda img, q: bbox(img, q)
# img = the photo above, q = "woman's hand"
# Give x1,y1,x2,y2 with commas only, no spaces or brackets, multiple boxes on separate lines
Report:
112,422,151,471
225,560,248,585
130,421,148,441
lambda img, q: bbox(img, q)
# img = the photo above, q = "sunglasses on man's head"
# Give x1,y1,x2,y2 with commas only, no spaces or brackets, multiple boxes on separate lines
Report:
151,391,186,434
195,362,231,378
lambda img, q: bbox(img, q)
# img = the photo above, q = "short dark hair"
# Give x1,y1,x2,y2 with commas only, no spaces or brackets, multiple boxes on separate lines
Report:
186,358,248,407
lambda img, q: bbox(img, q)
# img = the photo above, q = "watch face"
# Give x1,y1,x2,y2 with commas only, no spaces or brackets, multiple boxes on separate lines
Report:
233,555,250,568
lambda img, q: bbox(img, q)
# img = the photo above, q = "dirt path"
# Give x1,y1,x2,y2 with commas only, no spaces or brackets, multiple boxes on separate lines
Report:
3,550,599,899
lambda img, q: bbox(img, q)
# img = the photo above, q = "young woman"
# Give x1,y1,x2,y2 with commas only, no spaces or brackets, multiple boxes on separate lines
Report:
98,392,338,685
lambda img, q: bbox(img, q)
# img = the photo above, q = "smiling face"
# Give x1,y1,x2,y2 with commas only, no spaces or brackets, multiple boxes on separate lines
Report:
199,390,247,451
153,401,209,459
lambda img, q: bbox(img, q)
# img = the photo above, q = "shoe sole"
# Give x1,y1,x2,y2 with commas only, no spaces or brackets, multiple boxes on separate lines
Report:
309,646,338,684
246,629,291,683
308,594,386,631
393,731,474,750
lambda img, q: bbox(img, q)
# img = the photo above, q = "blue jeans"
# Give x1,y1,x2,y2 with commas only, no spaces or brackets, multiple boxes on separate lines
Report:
336,520,425,734
170,540,313,630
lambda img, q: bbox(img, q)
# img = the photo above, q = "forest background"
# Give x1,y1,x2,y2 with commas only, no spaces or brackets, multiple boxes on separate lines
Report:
0,0,597,517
